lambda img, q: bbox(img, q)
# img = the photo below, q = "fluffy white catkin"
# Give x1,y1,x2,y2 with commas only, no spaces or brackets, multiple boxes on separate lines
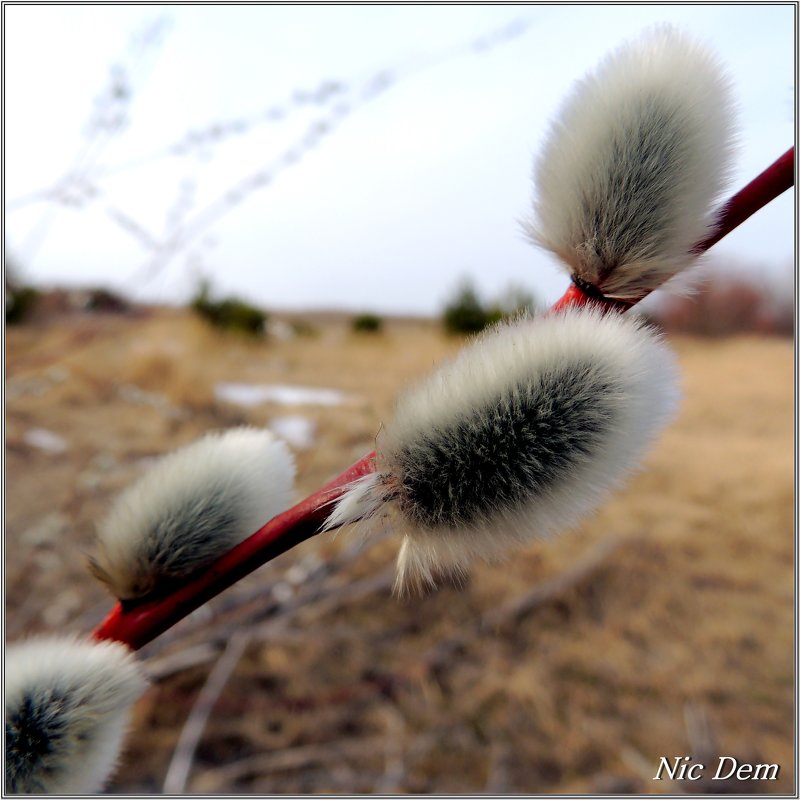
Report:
89,427,296,600
5,635,148,794
325,309,679,591
527,24,737,300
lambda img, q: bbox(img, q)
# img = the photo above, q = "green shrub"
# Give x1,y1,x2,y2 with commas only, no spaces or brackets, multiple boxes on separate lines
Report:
84,287,129,313
442,279,491,335
442,278,541,335
5,284,39,325
352,313,383,333
190,280,266,336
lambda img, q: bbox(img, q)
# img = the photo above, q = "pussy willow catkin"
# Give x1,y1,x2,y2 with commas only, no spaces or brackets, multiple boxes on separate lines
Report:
326,308,678,590
5,635,147,794
527,24,736,300
89,427,295,600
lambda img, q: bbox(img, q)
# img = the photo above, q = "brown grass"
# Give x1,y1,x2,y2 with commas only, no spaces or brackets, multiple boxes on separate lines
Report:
5,307,793,794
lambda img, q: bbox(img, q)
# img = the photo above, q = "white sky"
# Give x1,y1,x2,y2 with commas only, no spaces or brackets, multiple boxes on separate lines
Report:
4,4,796,315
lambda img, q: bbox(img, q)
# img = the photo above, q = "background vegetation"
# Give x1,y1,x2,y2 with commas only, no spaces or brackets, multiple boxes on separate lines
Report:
190,279,267,337
5,299,792,793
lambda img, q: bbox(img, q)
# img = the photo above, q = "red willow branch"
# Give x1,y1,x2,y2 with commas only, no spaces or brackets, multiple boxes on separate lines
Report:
692,147,794,254
92,146,794,652
92,452,376,650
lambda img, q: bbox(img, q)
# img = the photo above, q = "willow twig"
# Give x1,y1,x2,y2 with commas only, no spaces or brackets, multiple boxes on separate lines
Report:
161,630,251,793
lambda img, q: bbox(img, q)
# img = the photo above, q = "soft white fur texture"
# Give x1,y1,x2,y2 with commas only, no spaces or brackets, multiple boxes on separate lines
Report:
527,25,736,300
90,427,296,600
324,472,386,533
325,309,679,592
5,635,148,794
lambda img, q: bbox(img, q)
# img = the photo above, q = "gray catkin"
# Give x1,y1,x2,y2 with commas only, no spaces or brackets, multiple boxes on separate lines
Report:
89,427,295,600
325,308,679,591
527,25,736,300
393,359,622,529
5,636,147,794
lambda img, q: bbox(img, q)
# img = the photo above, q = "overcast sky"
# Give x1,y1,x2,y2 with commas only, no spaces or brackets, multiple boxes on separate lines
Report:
4,4,796,315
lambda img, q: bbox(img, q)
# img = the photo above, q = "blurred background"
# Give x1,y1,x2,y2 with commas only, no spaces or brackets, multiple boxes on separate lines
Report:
5,4,795,794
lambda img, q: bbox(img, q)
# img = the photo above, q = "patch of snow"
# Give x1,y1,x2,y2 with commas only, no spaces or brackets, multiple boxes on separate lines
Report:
22,512,70,547
7,377,49,400
46,366,71,383
266,320,296,341
285,553,325,586
117,384,185,420
215,382,345,408
118,384,170,409
284,552,325,586
272,581,294,604
24,428,68,454
269,415,316,450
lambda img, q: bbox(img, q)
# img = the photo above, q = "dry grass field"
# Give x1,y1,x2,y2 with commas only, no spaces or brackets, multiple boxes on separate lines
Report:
5,305,794,794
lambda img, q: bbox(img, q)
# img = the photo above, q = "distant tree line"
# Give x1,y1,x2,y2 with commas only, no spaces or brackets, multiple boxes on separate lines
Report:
6,259,792,339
